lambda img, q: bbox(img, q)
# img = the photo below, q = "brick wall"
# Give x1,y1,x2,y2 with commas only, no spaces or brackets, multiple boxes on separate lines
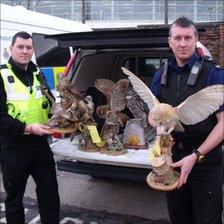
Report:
219,24,224,67
199,23,224,67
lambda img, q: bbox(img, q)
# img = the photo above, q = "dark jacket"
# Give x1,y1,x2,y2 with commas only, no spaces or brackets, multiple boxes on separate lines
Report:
160,56,217,142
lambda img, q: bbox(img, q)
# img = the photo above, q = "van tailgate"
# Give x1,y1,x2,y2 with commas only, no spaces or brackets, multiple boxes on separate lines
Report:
50,136,153,169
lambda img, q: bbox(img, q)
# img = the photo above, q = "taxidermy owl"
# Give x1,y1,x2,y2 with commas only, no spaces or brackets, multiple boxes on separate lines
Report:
125,81,149,127
48,74,94,129
95,78,128,113
95,78,129,144
121,67,224,136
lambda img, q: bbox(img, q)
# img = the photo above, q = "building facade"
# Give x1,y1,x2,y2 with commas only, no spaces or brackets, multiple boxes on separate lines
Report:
2,0,224,28
2,0,223,65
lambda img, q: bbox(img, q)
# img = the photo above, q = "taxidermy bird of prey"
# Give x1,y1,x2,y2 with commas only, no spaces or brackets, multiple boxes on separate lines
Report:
95,78,129,136
121,67,224,135
95,78,128,112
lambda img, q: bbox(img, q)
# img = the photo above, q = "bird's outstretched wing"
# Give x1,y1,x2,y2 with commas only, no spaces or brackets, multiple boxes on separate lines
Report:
121,67,160,110
176,85,224,125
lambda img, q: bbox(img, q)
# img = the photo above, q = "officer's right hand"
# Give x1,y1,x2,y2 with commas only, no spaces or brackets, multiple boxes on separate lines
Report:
170,153,198,189
25,124,54,136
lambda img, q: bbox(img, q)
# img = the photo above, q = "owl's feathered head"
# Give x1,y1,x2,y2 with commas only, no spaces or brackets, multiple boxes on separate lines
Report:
150,104,178,125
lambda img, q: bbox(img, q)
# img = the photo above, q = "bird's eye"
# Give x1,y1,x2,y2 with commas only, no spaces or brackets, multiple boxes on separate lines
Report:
165,127,170,132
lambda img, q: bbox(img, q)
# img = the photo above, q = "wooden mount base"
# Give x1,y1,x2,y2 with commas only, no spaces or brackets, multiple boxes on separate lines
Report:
146,171,180,191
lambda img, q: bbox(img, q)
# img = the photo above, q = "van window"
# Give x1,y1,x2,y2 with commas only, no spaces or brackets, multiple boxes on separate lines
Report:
138,58,158,77
123,58,136,73
123,57,161,86
144,58,160,70
124,58,161,75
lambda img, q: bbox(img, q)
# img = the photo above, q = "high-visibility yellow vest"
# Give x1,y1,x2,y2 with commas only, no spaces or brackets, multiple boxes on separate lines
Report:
0,63,50,125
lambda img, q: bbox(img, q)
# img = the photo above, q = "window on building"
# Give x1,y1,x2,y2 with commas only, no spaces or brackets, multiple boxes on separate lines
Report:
2,0,223,23
133,0,154,20
86,0,112,20
168,0,194,21
155,0,165,21
197,0,223,21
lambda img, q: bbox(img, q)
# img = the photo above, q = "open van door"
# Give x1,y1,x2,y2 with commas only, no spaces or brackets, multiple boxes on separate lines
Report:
32,33,71,67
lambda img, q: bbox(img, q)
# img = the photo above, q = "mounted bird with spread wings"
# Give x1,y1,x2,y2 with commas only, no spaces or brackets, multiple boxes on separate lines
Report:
121,67,224,136
122,66,224,191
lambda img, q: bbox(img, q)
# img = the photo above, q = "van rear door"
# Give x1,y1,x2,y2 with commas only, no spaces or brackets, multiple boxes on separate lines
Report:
40,27,170,49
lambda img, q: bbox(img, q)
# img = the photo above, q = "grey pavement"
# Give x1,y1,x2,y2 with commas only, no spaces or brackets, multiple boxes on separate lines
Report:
25,170,169,221
0,163,169,222
1,160,223,223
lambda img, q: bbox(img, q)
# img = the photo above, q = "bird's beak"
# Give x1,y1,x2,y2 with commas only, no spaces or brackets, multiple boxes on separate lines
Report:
156,125,174,136
156,125,163,136
167,127,174,134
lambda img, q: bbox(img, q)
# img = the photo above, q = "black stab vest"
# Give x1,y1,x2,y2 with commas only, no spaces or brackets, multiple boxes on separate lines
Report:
160,58,217,143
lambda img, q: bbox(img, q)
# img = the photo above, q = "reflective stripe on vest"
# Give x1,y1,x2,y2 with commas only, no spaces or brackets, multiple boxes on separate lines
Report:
0,64,50,125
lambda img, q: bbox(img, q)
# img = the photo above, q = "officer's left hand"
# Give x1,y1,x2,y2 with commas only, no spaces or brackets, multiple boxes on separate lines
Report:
170,153,198,189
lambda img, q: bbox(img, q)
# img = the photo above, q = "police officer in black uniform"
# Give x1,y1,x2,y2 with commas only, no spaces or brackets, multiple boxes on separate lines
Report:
0,32,60,224
150,17,224,224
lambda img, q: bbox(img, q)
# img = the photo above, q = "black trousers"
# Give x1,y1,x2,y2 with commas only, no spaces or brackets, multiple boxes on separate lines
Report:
167,146,223,224
1,141,60,224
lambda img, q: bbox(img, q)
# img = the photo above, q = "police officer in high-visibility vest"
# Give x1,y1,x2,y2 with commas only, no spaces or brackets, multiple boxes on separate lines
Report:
0,31,60,224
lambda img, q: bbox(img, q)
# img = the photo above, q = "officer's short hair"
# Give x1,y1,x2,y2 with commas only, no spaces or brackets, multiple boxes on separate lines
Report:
169,16,198,38
11,31,32,46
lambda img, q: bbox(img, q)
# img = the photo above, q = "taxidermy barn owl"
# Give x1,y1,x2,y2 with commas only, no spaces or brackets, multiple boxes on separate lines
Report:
121,67,224,136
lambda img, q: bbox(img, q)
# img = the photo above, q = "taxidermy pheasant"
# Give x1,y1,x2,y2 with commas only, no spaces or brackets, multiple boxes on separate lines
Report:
121,67,224,135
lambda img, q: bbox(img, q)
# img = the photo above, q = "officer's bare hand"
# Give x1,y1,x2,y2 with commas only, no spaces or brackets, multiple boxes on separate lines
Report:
25,124,54,136
170,153,197,189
